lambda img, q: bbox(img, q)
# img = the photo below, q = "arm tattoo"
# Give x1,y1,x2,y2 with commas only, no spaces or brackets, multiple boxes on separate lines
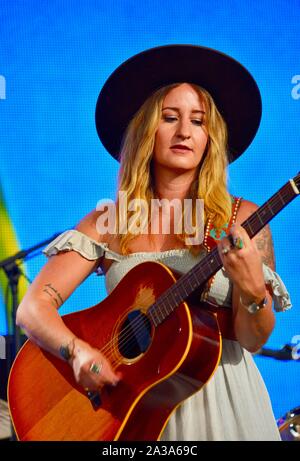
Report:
255,226,276,270
43,283,64,307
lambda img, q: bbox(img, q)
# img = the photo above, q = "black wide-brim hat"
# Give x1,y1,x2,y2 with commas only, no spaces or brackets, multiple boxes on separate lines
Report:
95,44,262,162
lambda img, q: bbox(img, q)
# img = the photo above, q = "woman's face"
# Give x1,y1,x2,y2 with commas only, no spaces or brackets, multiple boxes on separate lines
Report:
153,83,208,173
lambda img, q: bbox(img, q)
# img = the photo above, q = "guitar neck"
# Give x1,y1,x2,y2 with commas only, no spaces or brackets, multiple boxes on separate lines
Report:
149,175,300,327
242,178,299,238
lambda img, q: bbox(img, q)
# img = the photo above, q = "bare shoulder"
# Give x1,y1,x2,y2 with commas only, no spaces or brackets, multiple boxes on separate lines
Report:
75,207,114,245
236,199,275,270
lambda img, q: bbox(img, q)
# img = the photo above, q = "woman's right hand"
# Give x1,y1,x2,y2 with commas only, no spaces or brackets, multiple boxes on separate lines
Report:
69,338,122,391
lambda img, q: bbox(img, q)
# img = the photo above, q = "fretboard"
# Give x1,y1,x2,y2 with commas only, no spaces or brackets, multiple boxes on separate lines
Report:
149,174,300,326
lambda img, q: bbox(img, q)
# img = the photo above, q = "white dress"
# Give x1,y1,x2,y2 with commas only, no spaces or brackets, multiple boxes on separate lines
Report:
44,230,292,441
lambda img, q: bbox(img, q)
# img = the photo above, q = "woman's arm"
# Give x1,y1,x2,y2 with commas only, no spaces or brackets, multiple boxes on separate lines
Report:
218,200,276,352
16,210,121,390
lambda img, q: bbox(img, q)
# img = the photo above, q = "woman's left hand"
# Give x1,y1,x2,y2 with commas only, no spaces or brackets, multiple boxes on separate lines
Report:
217,201,276,352
218,223,266,304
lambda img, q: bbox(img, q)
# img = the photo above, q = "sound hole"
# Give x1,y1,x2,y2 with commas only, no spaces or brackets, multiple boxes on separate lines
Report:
118,310,152,359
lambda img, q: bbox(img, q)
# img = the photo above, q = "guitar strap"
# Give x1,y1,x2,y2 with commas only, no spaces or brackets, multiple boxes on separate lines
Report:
201,196,243,341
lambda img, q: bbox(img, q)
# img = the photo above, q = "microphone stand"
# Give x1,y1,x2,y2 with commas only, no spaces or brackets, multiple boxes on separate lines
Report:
255,344,300,361
0,232,62,359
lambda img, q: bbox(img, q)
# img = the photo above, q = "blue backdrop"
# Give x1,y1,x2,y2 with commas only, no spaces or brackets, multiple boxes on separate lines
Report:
0,0,299,422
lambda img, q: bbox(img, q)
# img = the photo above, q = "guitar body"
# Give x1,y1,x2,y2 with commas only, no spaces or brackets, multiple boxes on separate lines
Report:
8,261,221,441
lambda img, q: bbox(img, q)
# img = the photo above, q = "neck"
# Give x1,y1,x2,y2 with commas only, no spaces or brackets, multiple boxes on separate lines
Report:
153,165,197,201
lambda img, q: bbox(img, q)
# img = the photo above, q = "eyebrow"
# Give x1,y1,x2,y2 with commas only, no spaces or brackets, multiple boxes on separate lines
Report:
162,106,205,114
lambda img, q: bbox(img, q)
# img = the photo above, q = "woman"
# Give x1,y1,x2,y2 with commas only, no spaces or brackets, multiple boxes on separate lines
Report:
16,45,291,440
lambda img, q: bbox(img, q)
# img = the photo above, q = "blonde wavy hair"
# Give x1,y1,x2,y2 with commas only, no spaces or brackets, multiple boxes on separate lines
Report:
116,82,232,254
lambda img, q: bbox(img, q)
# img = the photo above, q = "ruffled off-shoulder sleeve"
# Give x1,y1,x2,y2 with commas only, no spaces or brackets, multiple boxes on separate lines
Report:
262,264,292,312
43,229,109,260
43,230,122,275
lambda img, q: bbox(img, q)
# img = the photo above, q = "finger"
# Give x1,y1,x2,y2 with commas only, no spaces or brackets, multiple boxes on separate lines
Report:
230,223,249,240
218,240,235,266
101,359,121,384
219,243,232,256
229,224,250,249
89,361,103,375
91,359,121,387
219,232,235,253
228,234,244,250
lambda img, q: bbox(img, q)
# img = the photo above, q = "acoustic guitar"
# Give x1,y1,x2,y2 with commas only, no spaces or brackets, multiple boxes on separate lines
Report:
7,173,299,441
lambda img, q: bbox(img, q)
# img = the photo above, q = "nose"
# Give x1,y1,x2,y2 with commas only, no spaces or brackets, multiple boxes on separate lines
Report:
175,118,191,140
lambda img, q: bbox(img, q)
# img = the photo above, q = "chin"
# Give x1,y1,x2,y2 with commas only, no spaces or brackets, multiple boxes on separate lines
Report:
169,162,196,173
170,158,196,167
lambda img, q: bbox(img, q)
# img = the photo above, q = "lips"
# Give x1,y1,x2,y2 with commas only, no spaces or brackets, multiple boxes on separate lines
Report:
170,144,192,151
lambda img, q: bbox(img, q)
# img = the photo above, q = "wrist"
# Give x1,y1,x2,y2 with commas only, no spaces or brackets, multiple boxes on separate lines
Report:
59,337,77,362
240,286,267,306
239,293,268,314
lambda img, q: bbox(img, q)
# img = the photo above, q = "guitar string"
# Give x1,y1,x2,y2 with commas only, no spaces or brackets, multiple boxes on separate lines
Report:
97,186,294,366
103,186,296,368
104,188,296,368
99,185,294,368
96,186,294,366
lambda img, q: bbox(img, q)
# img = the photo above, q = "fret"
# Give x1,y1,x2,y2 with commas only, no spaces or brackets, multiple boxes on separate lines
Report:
166,294,176,313
154,308,163,325
258,206,270,221
286,183,296,200
149,308,159,327
181,284,189,297
245,218,254,237
148,174,299,330
269,186,293,215
274,190,288,210
259,207,267,217
171,287,182,306
194,259,211,282
148,310,154,324
266,201,274,216
154,307,162,325
257,212,264,225
187,277,195,291
154,311,161,327
156,302,164,321
174,277,193,300
164,300,171,314
159,298,171,316
156,296,170,316
190,270,199,289
161,302,170,321
278,190,286,206
182,264,201,294
172,289,181,303
271,198,283,215
159,301,169,321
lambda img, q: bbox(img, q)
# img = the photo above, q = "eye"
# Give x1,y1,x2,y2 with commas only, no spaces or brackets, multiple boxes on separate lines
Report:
191,119,204,126
163,115,177,123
